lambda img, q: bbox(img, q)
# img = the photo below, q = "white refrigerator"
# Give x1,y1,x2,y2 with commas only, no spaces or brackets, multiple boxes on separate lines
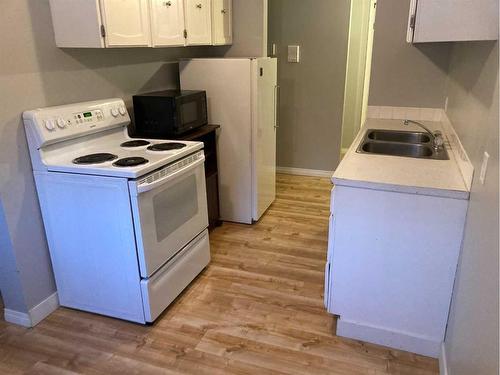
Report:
180,58,278,224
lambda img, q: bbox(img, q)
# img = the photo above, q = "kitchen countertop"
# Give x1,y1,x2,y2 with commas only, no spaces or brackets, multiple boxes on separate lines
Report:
333,118,470,200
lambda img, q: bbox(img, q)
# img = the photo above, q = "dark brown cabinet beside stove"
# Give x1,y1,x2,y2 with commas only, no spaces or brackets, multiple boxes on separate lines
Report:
173,125,221,230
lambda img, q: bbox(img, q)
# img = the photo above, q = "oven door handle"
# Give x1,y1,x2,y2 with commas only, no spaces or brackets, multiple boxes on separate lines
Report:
135,156,205,195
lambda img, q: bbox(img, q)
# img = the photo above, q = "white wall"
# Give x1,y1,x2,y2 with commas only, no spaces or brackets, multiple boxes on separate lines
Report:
443,41,499,375
341,0,373,150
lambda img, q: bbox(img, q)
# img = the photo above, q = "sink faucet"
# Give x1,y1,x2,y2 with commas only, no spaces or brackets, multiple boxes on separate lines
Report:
403,119,444,150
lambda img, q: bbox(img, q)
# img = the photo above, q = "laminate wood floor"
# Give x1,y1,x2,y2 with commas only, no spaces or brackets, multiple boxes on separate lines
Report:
0,174,438,374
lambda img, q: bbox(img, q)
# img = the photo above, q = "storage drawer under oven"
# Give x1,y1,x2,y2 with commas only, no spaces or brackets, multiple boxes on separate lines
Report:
140,229,210,322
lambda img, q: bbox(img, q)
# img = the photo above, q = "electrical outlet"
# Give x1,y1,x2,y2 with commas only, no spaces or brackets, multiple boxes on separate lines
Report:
479,151,490,185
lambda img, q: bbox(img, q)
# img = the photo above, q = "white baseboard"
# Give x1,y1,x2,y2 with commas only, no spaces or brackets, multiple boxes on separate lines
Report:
439,342,449,375
30,292,59,326
336,318,441,358
4,292,58,328
4,309,32,327
277,167,333,178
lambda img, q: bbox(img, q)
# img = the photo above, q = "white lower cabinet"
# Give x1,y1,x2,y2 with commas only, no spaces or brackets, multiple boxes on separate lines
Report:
324,187,336,311
325,185,468,358
323,260,330,310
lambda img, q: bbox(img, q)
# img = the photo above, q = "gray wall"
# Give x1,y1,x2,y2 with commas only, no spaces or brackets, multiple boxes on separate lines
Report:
225,0,267,57
443,41,499,375
369,0,452,108
268,0,350,171
0,200,28,313
0,0,226,314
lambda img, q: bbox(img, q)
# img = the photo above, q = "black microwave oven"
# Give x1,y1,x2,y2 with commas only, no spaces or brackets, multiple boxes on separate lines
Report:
132,90,207,138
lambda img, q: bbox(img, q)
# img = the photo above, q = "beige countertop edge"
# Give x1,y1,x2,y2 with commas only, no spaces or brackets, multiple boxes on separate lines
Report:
332,177,470,200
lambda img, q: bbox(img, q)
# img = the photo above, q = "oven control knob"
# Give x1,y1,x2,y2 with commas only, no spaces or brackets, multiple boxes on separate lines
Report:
111,108,119,117
44,119,55,131
118,105,127,116
56,118,66,129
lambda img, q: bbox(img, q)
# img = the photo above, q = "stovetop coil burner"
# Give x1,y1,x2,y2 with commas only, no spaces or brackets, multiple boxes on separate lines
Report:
147,142,187,152
120,140,151,148
73,153,118,165
113,157,149,168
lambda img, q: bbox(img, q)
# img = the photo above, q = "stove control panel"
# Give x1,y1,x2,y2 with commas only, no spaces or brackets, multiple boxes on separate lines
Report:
23,99,130,148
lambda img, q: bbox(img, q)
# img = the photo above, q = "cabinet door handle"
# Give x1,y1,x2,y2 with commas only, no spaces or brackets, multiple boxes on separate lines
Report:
221,9,227,14
164,1,171,6
196,3,202,8
274,85,280,129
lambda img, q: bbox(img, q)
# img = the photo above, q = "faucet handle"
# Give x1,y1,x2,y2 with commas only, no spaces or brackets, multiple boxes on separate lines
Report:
433,131,444,149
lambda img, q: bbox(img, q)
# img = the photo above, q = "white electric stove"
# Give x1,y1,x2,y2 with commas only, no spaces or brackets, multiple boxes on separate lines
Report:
23,98,210,323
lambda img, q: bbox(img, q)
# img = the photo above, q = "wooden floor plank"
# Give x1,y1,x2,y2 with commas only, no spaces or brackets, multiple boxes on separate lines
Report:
0,173,438,374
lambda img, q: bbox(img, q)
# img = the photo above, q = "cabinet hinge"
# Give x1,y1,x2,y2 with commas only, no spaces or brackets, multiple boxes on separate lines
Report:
100,25,106,38
184,29,187,39
409,14,416,29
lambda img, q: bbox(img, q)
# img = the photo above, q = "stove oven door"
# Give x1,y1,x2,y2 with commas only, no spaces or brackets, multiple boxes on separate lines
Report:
129,153,208,278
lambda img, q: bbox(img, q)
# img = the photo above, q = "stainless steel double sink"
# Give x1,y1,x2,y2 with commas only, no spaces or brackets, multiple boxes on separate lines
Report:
356,129,449,160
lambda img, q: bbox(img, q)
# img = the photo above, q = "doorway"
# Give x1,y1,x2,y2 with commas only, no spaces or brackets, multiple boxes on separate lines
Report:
340,0,377,157
267,0,351,173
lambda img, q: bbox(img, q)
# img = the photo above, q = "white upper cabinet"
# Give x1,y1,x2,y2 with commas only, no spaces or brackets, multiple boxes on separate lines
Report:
49,0,232,48
184,0,212,45
407,0,499,43
49,0,105,48
100,0,152,47
211,0,232,45
150,0,186,46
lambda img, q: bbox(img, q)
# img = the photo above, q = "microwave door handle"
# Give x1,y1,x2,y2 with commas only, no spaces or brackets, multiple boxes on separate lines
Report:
136,156,205,195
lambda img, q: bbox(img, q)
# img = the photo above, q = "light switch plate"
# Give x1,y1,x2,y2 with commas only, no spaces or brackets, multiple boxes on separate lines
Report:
479,151,490,185
288,45,300,63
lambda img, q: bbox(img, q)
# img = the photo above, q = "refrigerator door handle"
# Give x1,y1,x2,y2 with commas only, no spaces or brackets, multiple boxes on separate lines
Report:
274,84,280,129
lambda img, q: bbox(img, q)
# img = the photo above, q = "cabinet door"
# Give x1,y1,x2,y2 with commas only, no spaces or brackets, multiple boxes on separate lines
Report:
100,0,151,47
407,0,498,43
252,58,277,221
184,0,212,45
150,0,186,47
211,0,232,45
324,260,331,310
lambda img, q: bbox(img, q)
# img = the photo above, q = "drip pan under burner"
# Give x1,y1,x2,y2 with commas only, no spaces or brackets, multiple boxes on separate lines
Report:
73,153,118,165
147,142,187,152
112,157,149,168
120,140,151,148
